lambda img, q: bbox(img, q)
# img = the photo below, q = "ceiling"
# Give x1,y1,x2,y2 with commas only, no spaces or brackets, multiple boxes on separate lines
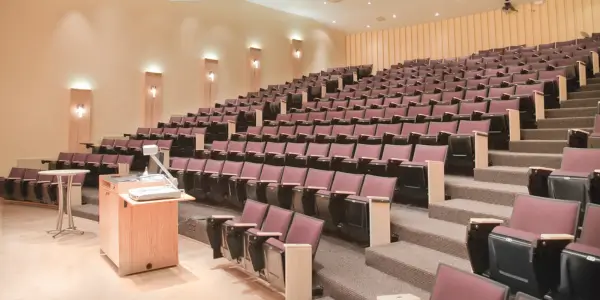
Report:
247,0,541,33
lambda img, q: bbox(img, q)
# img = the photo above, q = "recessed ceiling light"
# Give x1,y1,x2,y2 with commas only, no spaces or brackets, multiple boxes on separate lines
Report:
324,1,326,4
366,25,370,28
392,14,396,18
435,12,440,16
368,1,371,4
332,20,336,23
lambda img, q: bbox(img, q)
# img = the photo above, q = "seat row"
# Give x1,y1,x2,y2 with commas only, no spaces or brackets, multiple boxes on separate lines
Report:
85,139,170,168
466,194,600,300
42,153,133,186
568,114,600,148
192,141,449,207
205,200,323,294
169,158,396,245
0,167,86,205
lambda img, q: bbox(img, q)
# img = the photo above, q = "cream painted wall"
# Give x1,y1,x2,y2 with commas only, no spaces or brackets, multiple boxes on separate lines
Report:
0,0,346,175
346,0,600,72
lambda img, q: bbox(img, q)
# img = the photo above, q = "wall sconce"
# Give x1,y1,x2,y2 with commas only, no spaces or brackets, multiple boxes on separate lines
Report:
150,86,157,98
75,104,86,118
252,59,260,69
294,49,301,59
208,71,215,82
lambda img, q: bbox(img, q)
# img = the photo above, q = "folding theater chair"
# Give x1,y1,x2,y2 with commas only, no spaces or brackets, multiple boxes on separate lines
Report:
313,143,355,171
391,143,447,206
101,155,134,176
246,142,286,165
259,214,324,292
287,142,330,168
207,160,244,204
191,159,224,200
291,168,335,216
51,152,74,170
246,164,284,203
417,121,459,146
12,169,39,200
265,166,309,209
233,141,266,162
567,114,600,149
227,162,264,208
528,147,600,217
365,144,413,177
83,154,104,186
198,140,228,159
30,174,54,202
206,199,268,259
179,158,206,194
168,158,190,190
466,195,579,297
363,123,402,144
390,123,429,145
557,204,600,300
243,206,294,274
473,99,521,150
337,174,397,245
339,143,383,173
446,120,491,174
314,172,365,230
0,168,25,199
429,264,510,300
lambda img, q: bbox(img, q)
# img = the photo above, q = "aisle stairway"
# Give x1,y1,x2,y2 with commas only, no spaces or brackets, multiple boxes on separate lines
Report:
71,80,600,300
365,78,600,294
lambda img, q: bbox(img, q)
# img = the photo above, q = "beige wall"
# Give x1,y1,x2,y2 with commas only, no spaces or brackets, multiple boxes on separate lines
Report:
346,0,600,71
0,0,346,175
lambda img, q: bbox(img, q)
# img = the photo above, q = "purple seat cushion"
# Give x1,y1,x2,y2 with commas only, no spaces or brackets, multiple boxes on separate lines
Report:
565,242,600,257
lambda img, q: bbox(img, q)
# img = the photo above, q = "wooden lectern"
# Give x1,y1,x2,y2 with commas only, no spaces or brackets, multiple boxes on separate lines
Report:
99,175,194,276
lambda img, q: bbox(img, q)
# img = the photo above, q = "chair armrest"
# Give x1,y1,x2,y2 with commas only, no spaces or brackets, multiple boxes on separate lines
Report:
388,158,407,164
231,223,258,227
569,128,589,134
255,232,283,237
540,234,574,241
333,190,356,196
239,176,257,181
529,166,555,172
367,196,390,202
281,182,301,187
211,215,235,219
473,130,488,137
258,180,278,184
306,186,327,190
470,218,503,225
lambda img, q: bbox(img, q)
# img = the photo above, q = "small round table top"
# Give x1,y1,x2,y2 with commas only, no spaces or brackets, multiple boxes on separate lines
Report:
38,169,90,176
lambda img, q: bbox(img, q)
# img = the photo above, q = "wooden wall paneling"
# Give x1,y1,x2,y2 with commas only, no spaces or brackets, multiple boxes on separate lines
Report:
405,27,412,60
509,8,518,46
366,31,372,65
377,30,384,71
474,13,483,52
565,0,577,40
446,19,454,57
467,15,476,54
399,27,406,62
424,23,431,59
346,36,351,66
555,0,567,41
593,0,600,32
361,32,367,65
418,24,425,58
518,3,528,45
501,9,510,47
383,30,390,68
494,10,504,48
540,0,551,43
531,2,542,46
349,35,356,66
461,16,469,55
487,11,497,49
411,25,419,60
582,0,594,34
574,0,585,39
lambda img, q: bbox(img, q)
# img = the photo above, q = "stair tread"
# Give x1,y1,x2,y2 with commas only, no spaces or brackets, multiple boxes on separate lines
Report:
391,205,466,243
446,175,528,194
479,165,529,172
511,139,567,143
521,127,592,132
367,241,471,275
316,236,430,300
489,150,562,158
430,198,512,221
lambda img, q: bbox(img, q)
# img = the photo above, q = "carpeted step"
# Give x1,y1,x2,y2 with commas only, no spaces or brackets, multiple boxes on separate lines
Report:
521,128,591,140
474,166,529,186
545,107,598,118
536,116,595,129
72,204,99,221
568,90,600,99
82,187,99,205
445,175,527,206
391,206,468,259
586,77,600,84
365,241,471,292
578,83,600,91
177,201,433,300
509,140,567,153
429,198,512,225
489,150,562,168
560,98,600,108
315,236,430,300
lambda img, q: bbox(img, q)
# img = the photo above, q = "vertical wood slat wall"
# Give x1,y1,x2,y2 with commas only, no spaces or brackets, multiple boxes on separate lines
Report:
346,0,600,72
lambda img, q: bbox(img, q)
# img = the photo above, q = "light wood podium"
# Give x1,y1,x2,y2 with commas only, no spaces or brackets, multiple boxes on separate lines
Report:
99,175,194,276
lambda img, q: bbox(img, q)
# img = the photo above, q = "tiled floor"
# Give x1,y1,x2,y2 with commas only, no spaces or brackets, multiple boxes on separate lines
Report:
0,202,284,300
